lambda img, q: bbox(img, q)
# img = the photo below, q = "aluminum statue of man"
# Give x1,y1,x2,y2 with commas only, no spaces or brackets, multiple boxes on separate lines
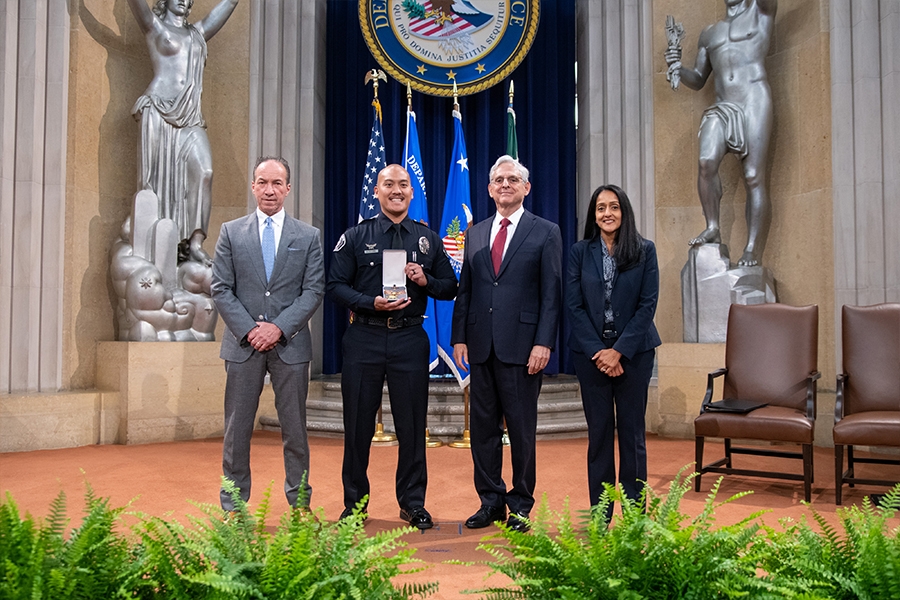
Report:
666,0,776,267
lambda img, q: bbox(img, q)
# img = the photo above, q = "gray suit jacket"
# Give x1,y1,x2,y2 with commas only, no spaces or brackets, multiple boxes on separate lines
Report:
211,212,325,364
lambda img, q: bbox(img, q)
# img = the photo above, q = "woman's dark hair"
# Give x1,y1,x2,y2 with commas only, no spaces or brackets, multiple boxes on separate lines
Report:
583,184,644,271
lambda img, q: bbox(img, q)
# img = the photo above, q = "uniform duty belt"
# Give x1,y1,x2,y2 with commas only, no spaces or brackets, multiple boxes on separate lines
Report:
352,315,425,329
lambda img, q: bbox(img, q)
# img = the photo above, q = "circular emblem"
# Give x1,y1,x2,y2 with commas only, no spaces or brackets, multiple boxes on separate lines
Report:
359,1,540,97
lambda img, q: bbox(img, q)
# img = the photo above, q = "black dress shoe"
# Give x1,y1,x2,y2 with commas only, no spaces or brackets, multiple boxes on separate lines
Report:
506,513,530,532
339,505,368,523
400,506,434,529
465,505,506,529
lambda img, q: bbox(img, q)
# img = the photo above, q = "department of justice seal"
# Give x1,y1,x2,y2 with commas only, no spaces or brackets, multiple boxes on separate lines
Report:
360,1,540,97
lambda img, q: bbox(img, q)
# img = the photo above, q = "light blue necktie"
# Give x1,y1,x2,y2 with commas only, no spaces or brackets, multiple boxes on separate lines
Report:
262,216,275,282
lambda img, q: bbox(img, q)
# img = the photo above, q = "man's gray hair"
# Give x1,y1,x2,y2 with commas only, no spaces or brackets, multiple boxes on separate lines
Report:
253,156,292,184
489,155,530,184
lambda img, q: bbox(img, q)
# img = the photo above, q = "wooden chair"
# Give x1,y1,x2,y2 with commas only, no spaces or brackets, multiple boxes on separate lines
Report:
694,304,820,502
834,303,900,504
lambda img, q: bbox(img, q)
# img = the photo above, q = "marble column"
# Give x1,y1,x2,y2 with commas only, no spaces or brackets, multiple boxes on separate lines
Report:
576,0,656,237
247,0,327,375
0,0,70,393
831,0,900,369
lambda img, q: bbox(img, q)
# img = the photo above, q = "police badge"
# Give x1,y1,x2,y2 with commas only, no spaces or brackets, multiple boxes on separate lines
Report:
418,236,430,255
359,0,540,97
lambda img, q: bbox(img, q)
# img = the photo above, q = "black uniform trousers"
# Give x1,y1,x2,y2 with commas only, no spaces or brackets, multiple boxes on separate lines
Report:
573,347,655,510
340,321,430,510
469,347,542,516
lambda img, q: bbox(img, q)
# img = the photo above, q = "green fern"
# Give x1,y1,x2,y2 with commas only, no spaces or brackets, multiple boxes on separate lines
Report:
463,466,846,599
0,485,132,600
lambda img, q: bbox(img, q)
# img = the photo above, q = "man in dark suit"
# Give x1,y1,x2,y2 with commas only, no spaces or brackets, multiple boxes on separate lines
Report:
211,156,325,511
452,155,562,532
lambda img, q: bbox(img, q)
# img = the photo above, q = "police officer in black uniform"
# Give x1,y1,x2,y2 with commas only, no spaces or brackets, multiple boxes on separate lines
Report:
327,164,457,529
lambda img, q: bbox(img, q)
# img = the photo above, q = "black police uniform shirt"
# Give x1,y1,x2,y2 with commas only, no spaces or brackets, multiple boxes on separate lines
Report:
327,213,458,318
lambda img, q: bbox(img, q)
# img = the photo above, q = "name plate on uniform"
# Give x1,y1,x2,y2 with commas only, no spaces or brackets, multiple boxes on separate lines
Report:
382,249,408,301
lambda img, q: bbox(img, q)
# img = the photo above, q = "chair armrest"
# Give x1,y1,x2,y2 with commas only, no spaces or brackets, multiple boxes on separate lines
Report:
834,373,848,423
699,368,728,414
805,370,821,420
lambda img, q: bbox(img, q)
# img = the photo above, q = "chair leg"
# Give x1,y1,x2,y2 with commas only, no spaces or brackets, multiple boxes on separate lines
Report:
724,438,732,468
847,445,855,488
835,444,844,505
694,436,705,492
810,445,815,484
802,444,812,503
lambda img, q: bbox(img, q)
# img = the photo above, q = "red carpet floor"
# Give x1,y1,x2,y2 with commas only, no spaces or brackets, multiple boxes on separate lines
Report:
2,433,897,598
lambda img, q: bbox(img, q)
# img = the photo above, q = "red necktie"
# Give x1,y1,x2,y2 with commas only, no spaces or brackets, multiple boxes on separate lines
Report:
491,218,510,276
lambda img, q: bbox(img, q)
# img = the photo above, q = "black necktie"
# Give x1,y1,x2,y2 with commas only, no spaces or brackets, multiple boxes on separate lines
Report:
391,223,403,249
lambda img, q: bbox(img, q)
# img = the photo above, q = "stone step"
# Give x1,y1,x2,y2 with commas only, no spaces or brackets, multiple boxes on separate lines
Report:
260,374,587,440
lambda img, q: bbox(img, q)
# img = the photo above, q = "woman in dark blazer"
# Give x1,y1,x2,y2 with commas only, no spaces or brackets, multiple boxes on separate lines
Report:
566,184,661,515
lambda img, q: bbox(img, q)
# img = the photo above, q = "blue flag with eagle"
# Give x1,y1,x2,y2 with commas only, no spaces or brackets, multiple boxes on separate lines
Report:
403,106,439,371
358,98,386,221
435,109,473,387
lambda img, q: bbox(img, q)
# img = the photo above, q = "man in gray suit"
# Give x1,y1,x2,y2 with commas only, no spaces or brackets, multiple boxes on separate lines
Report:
211,156,325,511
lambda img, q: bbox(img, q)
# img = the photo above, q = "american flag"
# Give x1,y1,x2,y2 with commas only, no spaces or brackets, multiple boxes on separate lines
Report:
358,99,386,221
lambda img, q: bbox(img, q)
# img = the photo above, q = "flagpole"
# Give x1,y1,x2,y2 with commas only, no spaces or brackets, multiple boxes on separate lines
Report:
449,387,472,449
447,77,472,450
404,79,443,449
506,79,519,161
362,69,397,446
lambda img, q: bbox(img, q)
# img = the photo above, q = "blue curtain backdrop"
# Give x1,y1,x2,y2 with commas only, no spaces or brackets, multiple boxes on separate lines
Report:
323,0,577,375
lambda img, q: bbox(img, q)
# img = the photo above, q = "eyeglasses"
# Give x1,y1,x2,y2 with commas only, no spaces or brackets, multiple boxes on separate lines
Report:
491,176,523,186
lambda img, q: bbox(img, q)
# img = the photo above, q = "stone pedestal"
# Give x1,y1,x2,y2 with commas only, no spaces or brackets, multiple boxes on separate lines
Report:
95,342,272,445
655,343,726,439
681,244,777,343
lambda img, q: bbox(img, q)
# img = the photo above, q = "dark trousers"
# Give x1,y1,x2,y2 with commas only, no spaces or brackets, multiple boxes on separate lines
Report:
221,351,311,510
340,323,429,510
573,348,655,509
469,348,542,516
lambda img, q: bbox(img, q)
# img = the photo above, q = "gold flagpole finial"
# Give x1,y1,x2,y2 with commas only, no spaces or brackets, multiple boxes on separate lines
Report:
509,80,515,106
406,81,412,108
364,69,387,100
452,79,459,112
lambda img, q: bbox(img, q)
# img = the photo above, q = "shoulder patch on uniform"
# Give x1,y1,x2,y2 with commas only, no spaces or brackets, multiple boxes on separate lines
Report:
333,233,346,252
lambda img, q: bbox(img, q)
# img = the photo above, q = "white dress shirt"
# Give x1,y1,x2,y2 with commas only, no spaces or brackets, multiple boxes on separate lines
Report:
256,208,285,253
489,205,525,261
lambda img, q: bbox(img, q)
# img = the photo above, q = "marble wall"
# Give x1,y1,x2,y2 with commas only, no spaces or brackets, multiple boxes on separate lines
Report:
4,0,896,451
830,0,900,370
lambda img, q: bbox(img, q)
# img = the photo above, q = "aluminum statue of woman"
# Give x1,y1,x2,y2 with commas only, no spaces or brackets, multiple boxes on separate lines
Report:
127,0,239,244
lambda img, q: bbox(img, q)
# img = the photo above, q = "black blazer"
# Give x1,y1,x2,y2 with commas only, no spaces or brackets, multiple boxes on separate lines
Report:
452,210,562,365
566,237,661,360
